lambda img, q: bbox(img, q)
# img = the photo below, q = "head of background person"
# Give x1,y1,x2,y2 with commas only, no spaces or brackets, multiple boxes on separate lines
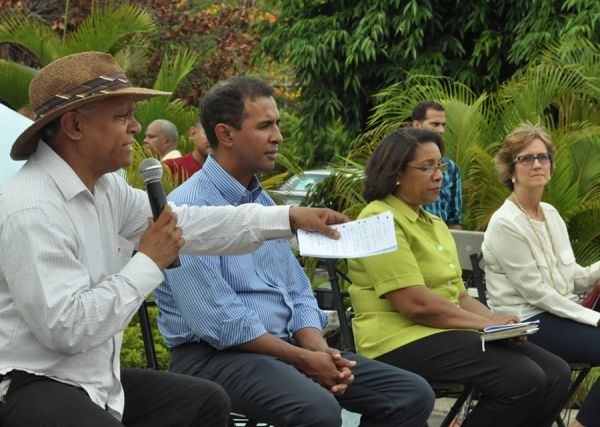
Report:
144,119,179,157
411,101,446,140
363,127,445,213
189,118,211,164
495,122,555,194
200,76,282,187
10,51,169,191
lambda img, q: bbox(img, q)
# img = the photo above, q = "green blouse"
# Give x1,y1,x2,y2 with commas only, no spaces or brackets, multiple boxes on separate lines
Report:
348,195,466,359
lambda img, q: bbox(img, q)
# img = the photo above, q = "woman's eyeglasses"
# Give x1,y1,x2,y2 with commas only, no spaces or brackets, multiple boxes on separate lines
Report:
513,153,553,166
405,162,449,175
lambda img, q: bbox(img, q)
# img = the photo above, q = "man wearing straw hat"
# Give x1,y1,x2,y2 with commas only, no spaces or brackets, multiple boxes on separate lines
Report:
0,52,348,427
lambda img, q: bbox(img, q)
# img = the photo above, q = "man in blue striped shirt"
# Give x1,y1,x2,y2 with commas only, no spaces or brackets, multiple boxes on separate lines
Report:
156,77,435,427
412,101,463,229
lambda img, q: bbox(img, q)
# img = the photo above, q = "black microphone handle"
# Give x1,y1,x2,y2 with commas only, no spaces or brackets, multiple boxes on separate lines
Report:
145,180,181,269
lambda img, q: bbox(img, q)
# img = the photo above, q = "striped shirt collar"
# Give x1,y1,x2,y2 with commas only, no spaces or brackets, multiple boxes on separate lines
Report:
34,141,110,202
201,155,262,205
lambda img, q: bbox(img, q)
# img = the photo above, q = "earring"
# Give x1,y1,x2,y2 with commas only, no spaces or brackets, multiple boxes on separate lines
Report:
511,178,515,183
396,181,400,186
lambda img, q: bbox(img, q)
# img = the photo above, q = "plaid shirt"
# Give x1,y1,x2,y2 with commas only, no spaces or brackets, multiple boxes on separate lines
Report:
423,157,462,225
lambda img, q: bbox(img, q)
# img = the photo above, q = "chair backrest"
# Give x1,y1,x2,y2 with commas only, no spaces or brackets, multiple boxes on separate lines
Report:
324,258,355,352
469,251,487,306
450,230,485,272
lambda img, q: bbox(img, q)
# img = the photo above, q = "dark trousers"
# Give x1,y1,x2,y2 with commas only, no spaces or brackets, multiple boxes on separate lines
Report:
170,341,435,427
0,369,230,427
527,312,600,427
376,331,571,427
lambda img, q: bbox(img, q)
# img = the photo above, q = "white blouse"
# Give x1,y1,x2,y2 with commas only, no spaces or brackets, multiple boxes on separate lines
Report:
482,199,600,326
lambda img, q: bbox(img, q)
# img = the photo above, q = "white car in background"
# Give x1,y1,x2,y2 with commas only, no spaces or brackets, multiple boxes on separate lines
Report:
271,169,332,206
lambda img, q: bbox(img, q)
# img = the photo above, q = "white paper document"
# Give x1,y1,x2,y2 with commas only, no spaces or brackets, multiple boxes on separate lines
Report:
297,211,397,258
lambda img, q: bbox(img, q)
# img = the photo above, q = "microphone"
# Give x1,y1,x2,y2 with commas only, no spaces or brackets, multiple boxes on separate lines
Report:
139,158,181,269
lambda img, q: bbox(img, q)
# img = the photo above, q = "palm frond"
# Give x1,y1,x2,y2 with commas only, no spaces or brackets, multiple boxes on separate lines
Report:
565,199,600,266
137,49,198,136
64,4,155,55
0,10,61,65
0,60,37,110
113,43,152,76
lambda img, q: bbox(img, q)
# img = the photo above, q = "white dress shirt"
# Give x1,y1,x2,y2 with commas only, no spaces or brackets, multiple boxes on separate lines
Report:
0,141,292,419
483,199,600,326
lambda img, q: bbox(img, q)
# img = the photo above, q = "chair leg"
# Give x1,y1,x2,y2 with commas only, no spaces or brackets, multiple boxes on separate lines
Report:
439,388,474,427
555,367,591,427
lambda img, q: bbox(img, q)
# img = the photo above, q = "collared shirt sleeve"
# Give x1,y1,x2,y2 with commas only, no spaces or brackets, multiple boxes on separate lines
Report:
163,254,268,349
445,161,462,225
113,178,294,256
288,254,328,334
0,208,164,356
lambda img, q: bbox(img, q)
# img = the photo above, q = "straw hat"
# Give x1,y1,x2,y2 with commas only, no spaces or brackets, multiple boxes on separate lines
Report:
11,51,171,160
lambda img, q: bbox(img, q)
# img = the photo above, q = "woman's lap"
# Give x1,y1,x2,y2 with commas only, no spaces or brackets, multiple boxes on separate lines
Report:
527,311,600,365
375,330,566,395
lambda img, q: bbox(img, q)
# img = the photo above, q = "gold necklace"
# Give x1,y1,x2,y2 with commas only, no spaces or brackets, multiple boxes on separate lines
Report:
511,193,570,296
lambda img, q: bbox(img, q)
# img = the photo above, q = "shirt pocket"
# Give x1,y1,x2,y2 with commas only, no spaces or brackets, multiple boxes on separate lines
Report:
559,249,576,267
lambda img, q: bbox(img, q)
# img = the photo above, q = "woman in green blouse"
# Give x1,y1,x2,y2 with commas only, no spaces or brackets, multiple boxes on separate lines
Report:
348,127,570,427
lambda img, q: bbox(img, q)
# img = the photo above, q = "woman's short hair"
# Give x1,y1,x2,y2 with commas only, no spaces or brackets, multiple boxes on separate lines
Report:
363,127,442,203
495,122,556,192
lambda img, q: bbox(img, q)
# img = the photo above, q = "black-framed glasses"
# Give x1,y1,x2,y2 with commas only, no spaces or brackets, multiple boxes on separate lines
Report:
405,162,449,175
513,153,553,166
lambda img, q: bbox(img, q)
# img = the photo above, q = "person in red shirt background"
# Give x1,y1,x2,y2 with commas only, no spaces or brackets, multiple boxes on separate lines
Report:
164,118,211,185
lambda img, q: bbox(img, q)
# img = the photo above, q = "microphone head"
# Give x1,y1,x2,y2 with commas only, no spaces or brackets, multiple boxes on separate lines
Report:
139,158,163,183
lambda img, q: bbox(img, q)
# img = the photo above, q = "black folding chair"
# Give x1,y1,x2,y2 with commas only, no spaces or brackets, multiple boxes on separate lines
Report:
323,258,475,427
469,251,593,427
136,300,266,426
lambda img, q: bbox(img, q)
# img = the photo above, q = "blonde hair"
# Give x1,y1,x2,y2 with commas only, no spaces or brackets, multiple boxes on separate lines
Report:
495,122,556,191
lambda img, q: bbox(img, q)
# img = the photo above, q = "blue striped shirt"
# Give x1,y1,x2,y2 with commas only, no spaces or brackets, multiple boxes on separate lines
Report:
155,155,328,349
423,157,462,225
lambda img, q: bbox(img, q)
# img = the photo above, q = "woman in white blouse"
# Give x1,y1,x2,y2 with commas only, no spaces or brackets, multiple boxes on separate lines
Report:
482,122,600,427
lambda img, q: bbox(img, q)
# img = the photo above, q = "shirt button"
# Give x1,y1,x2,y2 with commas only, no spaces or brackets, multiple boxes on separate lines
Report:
449,263,455,269
450,296,455,301
437,245,443,251
233,202,238,206
447,280,452,286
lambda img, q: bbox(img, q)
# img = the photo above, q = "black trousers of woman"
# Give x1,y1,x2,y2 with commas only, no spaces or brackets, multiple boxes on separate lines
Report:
527,311,600,427
0,369,230,427
376,330,571,427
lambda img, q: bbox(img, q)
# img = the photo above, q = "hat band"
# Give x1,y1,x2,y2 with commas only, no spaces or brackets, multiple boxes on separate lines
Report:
33,71,132,120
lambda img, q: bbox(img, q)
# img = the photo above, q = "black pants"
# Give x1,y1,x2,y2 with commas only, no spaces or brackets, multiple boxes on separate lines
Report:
0,369,230,427
376,331,571,427
170,340,435,427
527,312,600,427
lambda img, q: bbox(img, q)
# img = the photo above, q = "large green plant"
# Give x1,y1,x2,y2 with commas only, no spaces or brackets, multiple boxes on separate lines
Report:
0,4,155,110
330,37,600,266
255,0,600,138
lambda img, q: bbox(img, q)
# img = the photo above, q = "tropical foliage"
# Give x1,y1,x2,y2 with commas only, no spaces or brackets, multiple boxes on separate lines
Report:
0,3,156,110
255,0,600,137
322,36,600,267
